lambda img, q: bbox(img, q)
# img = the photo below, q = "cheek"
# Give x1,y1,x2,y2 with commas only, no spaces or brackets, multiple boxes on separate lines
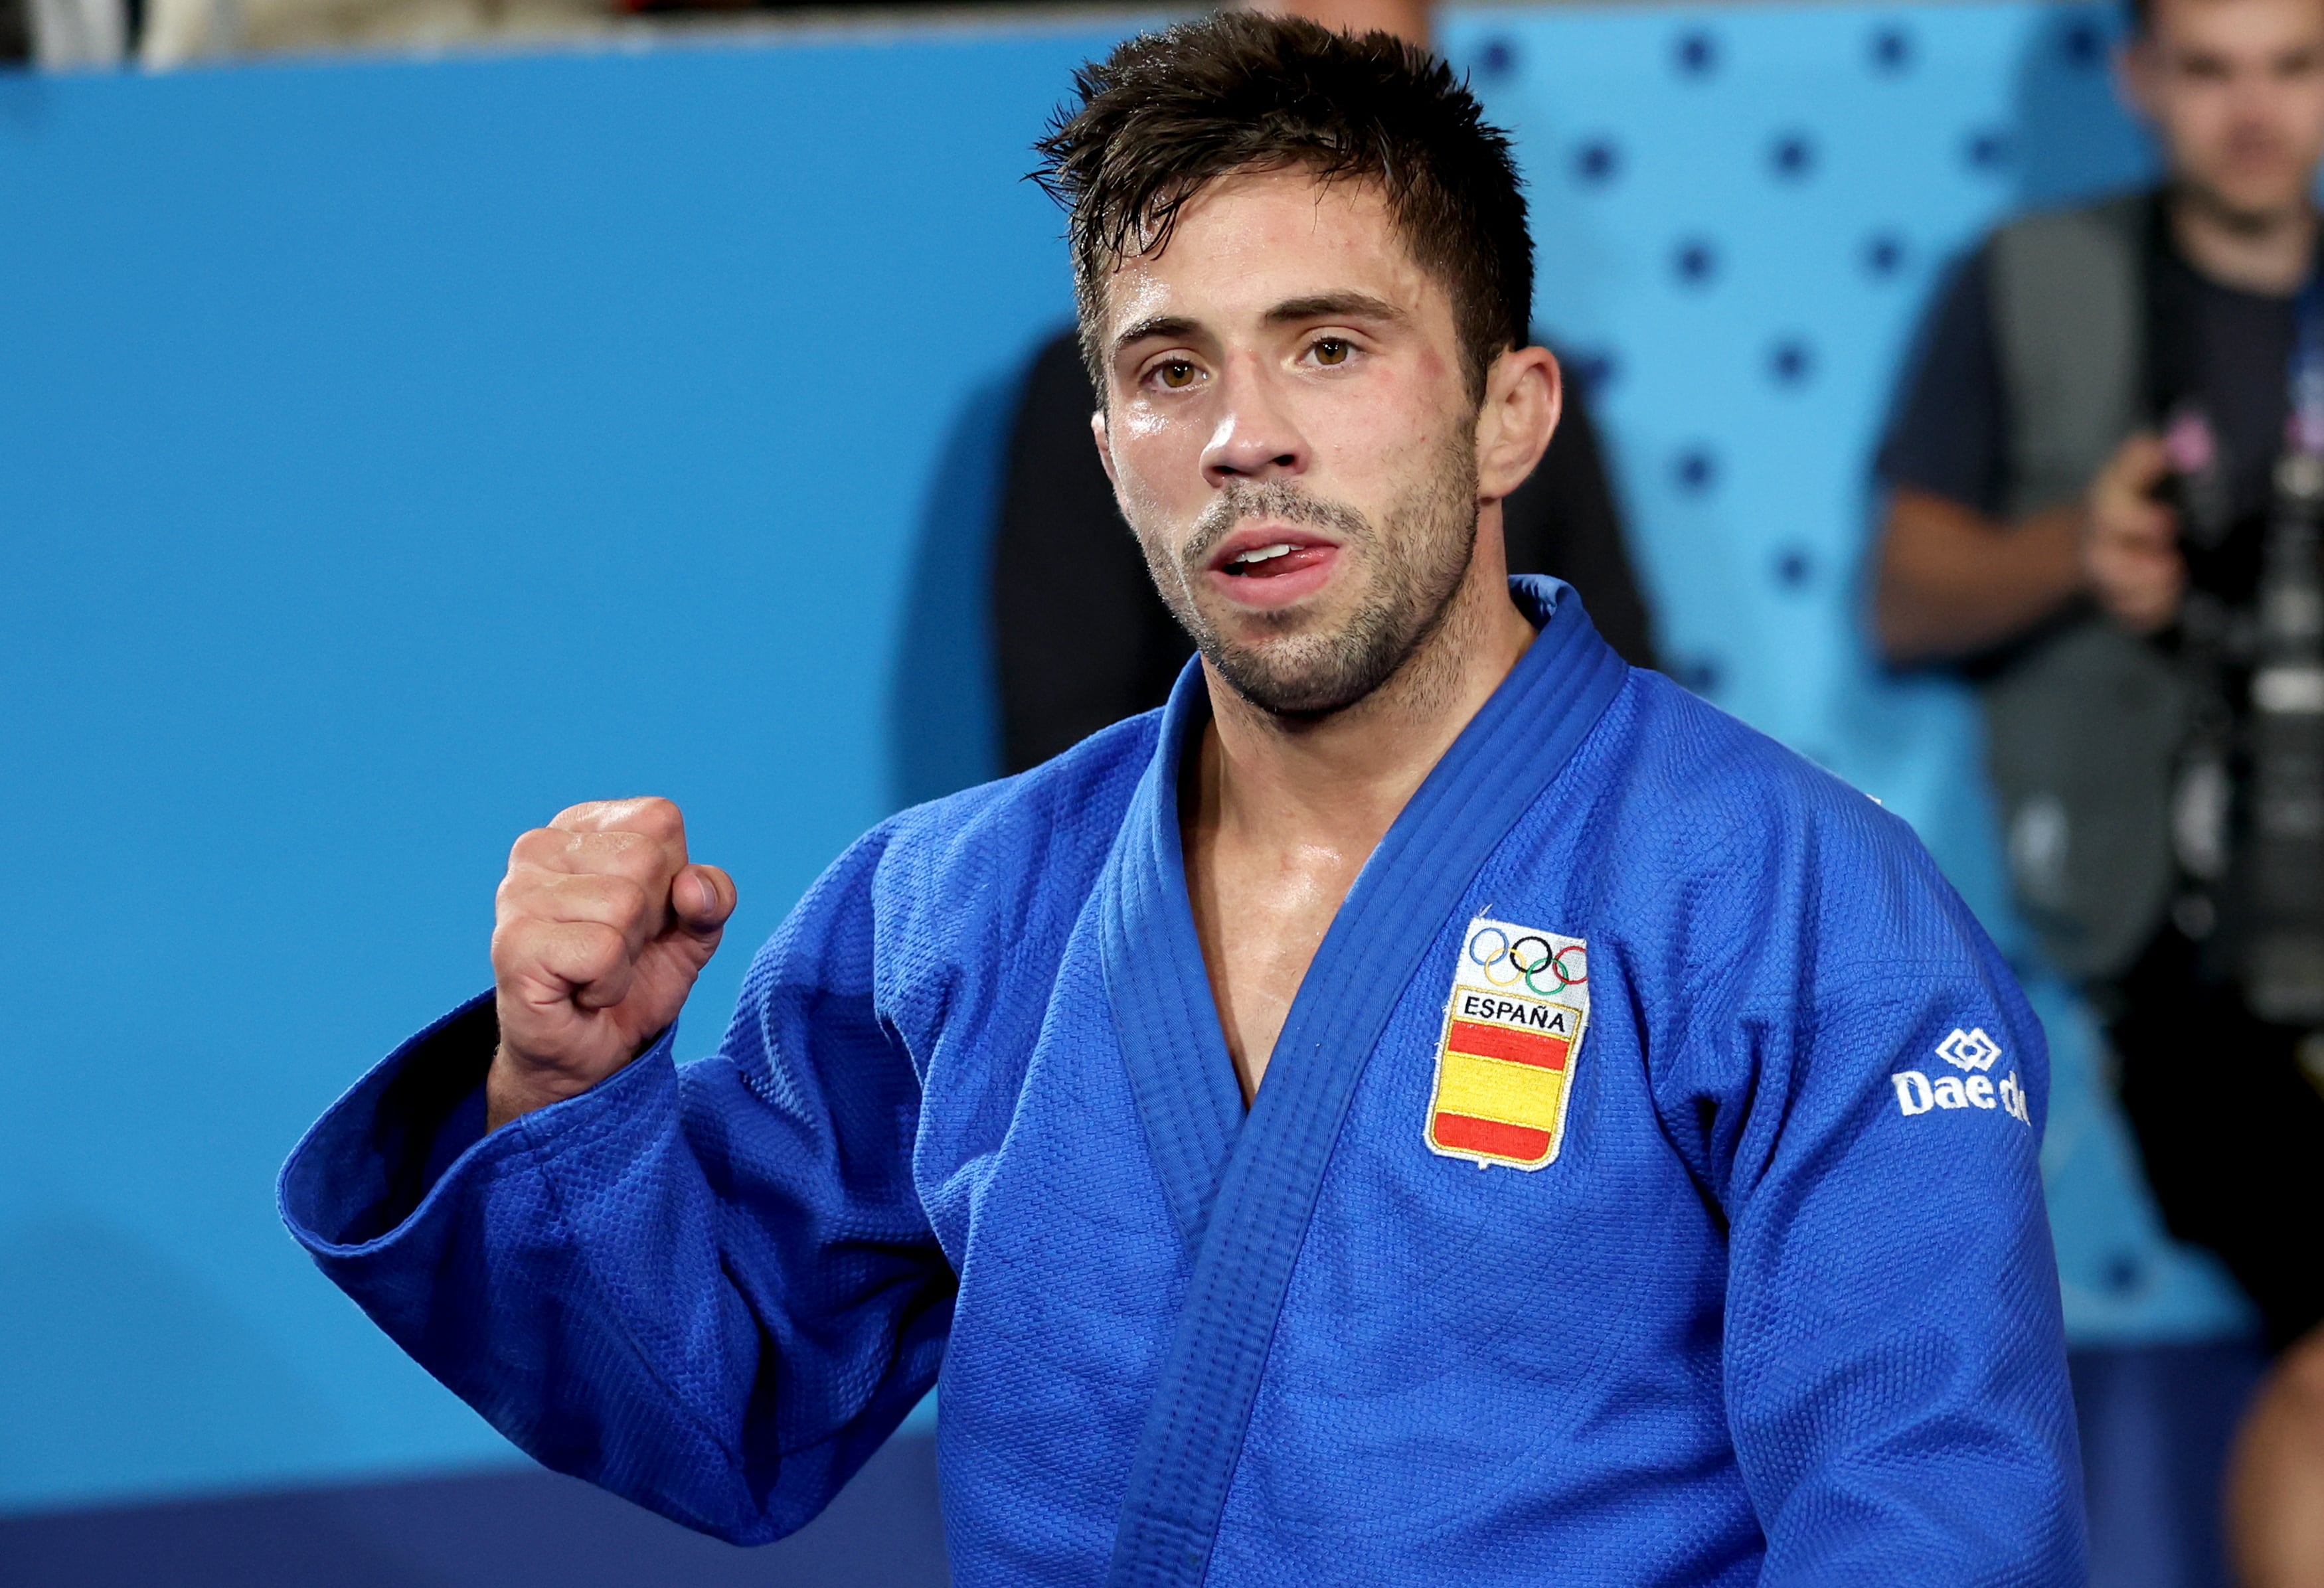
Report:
2288,82,2324,138
1106,413,1205,526
1310,365,1453,474
1116,400,1173,443
1115,396,1218,480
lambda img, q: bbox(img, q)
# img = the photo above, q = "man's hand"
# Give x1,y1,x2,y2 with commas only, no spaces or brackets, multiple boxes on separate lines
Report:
2084,433,2185,634
487,797,736,1131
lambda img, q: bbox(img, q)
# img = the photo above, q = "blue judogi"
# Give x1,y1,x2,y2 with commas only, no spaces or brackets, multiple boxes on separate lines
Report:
280,578,2083,1586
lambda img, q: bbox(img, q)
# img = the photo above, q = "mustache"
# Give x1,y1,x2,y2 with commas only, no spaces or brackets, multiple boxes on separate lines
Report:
1180,480,1372,572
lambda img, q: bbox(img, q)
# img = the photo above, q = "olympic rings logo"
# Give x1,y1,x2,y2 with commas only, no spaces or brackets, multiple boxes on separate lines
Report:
1467,927,1586,996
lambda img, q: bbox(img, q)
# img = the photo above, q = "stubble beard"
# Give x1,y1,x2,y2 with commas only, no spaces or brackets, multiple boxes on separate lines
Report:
1135,428,1482,719
2173,161,2309,236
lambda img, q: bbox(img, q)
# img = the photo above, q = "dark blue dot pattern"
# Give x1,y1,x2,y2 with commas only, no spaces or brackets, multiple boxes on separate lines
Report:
1672,657,1722,696
1672,236,1718,286
1863,230,1908,279
1768,130,1815,181
1673,28,1719,78
1437,0,2222,1340
1572,137,1621,186
1672,446,1719,493
1567,347,1619,395
1868,23,1913,74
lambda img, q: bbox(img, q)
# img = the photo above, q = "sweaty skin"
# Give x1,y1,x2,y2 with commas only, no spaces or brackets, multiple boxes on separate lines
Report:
484,167,1557,1124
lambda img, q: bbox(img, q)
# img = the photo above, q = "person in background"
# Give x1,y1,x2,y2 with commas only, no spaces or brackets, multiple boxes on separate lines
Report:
1872,0,2324,1579
991,0,1655,773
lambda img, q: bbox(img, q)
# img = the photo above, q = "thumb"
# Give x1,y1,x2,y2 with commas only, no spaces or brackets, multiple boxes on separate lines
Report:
671,864,738,939
2118,432,2171,488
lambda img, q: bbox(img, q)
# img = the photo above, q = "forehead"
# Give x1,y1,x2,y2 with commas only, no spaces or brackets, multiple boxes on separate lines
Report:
1097,167,1445,337
2150,0,2324,49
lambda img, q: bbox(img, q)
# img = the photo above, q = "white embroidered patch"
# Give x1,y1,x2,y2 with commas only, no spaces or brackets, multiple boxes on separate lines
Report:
1422,918,1590,1171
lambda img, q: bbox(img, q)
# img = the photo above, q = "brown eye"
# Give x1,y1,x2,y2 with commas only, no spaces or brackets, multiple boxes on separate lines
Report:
1313,338,1351,366
1156,360,1198,390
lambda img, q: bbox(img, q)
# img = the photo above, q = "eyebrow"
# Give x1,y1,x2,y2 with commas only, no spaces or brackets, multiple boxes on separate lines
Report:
1109,293,1411,359
1264,292,1408,327
1111,315,1203,357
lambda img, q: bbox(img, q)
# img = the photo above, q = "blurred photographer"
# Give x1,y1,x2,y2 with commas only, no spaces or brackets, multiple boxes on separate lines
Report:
1874,0,2324,1579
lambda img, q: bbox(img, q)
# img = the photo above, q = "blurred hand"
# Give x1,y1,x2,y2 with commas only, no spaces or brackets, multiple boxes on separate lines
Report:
2084,433,2185,633
487,797,736,1129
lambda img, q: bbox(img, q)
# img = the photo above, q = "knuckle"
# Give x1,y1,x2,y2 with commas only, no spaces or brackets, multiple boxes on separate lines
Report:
590,831,655,878
490,913,541,971
548,800,613,832
568,871,651,925
608,795,682,836
571,921,626,976
608,874,653,920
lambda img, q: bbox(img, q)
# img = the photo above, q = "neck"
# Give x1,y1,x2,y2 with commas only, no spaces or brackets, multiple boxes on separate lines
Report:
1191,512,1538,863
2168,183,2319,295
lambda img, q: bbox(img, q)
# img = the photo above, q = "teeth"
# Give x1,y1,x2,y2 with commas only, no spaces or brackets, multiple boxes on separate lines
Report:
1230,543,1296,566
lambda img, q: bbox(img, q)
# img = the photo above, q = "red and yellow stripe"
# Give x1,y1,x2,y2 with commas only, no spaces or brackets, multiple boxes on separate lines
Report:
1428,1017,1572,1167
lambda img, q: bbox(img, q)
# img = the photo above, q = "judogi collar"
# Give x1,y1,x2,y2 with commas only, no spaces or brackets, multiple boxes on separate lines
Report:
1096,574,1632,1587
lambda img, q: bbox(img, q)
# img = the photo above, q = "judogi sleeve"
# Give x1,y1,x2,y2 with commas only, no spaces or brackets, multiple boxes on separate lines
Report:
1650,788,2081,1583
278,827,952,1546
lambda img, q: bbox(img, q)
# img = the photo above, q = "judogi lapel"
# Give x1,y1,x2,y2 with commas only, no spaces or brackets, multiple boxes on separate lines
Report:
1096,579,1631,1587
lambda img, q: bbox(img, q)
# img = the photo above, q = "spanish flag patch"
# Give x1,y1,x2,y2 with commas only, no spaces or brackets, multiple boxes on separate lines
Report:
1425,917,1588,1171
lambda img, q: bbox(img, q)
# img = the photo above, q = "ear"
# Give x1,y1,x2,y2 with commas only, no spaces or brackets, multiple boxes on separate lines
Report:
1090,406,1121,492
1474,344,1562,503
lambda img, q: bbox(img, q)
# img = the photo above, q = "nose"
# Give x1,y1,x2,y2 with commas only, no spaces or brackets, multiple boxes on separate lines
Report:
1199,353,1309,489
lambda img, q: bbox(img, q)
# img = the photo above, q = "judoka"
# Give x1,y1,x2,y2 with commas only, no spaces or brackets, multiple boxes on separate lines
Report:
282,17,2084,1585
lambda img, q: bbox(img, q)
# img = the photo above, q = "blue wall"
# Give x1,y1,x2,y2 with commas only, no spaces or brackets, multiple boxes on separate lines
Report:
0,25,1127,1510
0,0,2256,1518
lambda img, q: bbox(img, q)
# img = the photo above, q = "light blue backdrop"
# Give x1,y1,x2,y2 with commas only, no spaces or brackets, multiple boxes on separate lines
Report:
0,0,2250,1516
1440,0,2251,1345
0,24,1118,1510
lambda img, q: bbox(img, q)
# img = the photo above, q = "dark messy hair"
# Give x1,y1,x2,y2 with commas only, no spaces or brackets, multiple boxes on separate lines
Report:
1032,13,1534,404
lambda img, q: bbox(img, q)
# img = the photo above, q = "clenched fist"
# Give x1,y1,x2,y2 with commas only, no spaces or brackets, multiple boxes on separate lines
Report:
487,797,736,1130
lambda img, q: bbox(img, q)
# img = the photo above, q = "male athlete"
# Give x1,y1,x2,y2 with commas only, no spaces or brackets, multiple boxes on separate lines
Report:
283,19,2082,1584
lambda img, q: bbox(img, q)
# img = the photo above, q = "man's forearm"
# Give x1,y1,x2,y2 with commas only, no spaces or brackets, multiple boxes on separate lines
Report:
1874,489,2087,664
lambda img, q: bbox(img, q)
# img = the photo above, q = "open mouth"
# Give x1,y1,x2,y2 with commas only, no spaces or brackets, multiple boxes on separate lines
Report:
1210,529,1337,581
1202,526,1341,610
1223,542,1323,576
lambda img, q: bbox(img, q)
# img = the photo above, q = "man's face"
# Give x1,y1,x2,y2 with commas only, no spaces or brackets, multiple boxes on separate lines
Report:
1092,167,1485,717
2123,0,2324,225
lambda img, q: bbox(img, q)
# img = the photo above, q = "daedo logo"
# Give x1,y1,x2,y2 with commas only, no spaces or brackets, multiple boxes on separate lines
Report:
1892,1026,2030,1125
1424,918,1589,1170
1933,1026,2001,1072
